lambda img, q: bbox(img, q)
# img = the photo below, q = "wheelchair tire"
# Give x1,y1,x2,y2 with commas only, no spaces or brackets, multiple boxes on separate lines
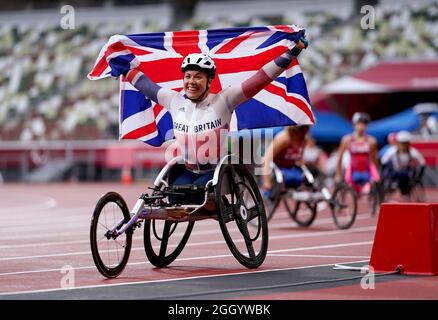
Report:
331,183,358,230
265,196,281,222
369,182,381,216
216,163,268,269
90,192,132,278
287,200,318,227
410,180,426,202
264,173,284,222
143,220,194,268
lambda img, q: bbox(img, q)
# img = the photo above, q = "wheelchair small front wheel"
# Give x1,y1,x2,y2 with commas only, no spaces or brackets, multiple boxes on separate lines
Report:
90,192,133,278
216,163,268,269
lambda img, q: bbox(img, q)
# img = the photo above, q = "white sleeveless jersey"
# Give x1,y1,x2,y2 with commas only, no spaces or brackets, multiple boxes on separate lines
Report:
160,91,236,173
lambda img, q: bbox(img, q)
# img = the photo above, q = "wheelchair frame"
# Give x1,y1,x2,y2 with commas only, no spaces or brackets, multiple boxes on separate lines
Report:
90,154,269,278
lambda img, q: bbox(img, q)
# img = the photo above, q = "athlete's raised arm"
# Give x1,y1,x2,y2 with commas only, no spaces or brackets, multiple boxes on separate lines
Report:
222,37,308,111
125,69,182,111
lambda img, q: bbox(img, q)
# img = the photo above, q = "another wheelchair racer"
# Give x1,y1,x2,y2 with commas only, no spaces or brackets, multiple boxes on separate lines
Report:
381,130,426,198
262,125,309,195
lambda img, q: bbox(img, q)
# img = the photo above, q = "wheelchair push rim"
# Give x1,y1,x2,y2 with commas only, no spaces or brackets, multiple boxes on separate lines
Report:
90,192,133,278
215,163,268,269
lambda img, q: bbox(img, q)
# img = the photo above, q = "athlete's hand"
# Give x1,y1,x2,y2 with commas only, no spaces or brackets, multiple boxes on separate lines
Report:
108,56,133,78
262,177,273,191
290,36,308,56
295,36,308,49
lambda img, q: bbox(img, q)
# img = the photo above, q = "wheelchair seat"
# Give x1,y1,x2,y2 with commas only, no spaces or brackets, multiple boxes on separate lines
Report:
167,184,210,205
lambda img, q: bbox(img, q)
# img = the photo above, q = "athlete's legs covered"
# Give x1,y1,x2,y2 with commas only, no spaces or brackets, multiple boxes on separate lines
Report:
393,169,412,195
168,166,214,204
280,166,304,189
192,171,214,186
348,168,371,193
351,171,371,185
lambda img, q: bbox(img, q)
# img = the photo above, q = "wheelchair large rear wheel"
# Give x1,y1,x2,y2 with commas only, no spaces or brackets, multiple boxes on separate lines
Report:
216,163,268,268
331,183,357,229
368,182,382,216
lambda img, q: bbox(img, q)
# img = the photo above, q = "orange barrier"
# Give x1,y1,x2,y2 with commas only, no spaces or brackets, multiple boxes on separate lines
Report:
370,203,438,275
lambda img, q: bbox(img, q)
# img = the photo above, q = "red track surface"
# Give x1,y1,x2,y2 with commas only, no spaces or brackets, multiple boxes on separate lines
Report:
0,182,437,298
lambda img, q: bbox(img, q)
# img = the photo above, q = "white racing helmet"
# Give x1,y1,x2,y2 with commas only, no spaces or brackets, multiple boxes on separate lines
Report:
181,53,216,79
396,130,412,143
352,112,370,124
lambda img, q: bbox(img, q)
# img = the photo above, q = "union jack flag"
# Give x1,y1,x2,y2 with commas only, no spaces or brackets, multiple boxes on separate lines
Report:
88,25,314,146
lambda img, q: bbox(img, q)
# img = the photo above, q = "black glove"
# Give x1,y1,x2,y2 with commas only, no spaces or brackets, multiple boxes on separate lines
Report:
290,35,309,56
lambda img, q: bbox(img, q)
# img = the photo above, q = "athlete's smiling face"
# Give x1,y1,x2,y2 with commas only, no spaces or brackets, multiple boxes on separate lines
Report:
183,70,211,100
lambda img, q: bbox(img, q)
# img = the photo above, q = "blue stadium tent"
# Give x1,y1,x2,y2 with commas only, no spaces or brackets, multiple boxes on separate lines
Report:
244,110,353,143
367,107,421,144
309,110,352,143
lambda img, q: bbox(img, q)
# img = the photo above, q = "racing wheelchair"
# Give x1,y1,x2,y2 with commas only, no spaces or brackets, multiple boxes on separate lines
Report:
90,154,268,278
381,165,425,202
261,163,358,229
343,166,382,217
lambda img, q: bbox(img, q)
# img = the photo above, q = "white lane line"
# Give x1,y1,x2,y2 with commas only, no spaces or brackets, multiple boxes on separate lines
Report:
0,212,374,245
0,196,57,212
267,241,372,254
267,254,370,259
0,226,375,261
0,240,91,250
0,240,373,277
0,259,370,296
0,205,92,220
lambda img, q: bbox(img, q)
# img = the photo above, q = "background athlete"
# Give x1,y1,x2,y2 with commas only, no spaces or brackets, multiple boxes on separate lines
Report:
335,112,380,192
381,130,426,198
262,125,309,195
